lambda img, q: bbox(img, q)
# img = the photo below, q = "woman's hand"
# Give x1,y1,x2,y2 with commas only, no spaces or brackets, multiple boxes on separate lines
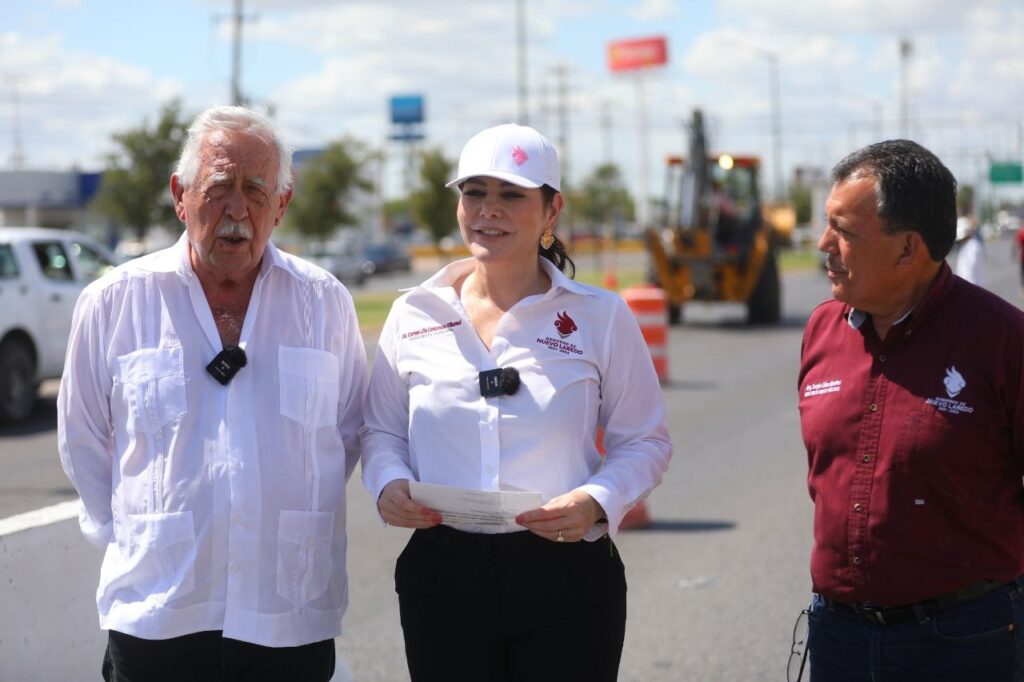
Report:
515,489,605,543
377,479,442,528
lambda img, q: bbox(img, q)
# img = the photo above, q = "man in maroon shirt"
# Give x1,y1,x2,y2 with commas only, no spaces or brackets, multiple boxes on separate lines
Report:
798,139,1024,681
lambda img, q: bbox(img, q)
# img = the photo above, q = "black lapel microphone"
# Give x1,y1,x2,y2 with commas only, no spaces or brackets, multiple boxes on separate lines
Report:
206,345,248,385
479,367,520,398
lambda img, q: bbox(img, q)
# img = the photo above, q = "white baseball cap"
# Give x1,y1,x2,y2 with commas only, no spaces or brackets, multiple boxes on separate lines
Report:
446,123,561,192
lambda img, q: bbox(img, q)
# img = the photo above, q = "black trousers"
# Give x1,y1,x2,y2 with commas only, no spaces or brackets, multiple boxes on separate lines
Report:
101,630,335,682
396,525,627,682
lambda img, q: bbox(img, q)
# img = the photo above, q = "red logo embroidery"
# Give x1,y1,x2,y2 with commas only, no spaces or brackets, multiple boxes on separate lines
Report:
511,145,529,165
554,311,577,338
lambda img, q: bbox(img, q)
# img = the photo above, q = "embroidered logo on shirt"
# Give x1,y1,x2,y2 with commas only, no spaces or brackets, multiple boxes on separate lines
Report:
926,366,973,414
943,366,965,398
401,319,462,341
536,336,584,355
554,311,577,338
803,379,841,398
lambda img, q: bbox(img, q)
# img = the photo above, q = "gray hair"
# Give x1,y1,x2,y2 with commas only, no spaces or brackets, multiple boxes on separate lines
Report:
830,139,957,261
175,105,293,195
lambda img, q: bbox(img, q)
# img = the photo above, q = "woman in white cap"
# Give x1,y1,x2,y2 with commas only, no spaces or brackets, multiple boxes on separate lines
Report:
360,123,672,681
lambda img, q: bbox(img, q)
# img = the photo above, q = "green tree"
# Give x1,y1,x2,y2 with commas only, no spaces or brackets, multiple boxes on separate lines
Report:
285,138,377,242
957,184,975,216
383,196,413,234
410,148,458,249
91,100,189,241
570,163,635,234
788,182,812,225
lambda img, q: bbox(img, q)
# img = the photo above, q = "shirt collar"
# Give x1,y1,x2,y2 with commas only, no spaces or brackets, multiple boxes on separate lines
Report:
408,256,596,298
845,261,955,332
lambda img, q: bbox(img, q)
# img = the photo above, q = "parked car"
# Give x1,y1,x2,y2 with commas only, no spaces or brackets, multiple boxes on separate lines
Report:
0,228,118,422
305,249,367,288
360,242,412,275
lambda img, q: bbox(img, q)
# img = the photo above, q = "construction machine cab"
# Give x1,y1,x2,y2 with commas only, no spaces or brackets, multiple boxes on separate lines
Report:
647,109,781,324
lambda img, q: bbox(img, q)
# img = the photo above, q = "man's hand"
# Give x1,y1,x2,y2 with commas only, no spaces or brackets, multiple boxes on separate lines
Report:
515,489,605,543
377,479,442,528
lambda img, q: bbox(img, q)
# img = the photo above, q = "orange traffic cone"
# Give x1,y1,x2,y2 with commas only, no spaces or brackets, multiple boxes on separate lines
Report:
595,427,652,530
619,501,652,530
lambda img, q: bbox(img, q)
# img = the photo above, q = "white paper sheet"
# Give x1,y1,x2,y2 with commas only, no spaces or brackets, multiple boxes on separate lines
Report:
409,481,543,526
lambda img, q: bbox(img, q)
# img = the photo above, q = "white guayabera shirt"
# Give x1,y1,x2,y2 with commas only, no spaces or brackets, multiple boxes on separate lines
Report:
361,258,672,540
58,234,366,647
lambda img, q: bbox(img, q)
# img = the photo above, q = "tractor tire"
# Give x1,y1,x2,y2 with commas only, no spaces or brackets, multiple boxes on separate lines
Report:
0,339,37,423
746,249,782,324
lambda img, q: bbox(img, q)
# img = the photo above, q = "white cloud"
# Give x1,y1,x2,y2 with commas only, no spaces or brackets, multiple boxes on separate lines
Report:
626,0,680,22
719,0,1002,33
7,0,1021,203
0,32,185,169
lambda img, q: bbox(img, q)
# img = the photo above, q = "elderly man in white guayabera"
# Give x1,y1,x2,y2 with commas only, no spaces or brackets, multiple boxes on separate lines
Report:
58,105,366,682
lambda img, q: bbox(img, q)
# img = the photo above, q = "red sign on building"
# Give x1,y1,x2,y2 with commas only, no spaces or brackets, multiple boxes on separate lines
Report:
607,36,668,72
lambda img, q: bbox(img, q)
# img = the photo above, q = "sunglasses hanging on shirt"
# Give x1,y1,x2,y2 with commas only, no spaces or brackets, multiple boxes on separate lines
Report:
479,367,520,397
206,345,248,385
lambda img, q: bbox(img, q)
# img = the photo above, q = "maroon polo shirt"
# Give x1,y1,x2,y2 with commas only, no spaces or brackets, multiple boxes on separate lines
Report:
799,263,1024,606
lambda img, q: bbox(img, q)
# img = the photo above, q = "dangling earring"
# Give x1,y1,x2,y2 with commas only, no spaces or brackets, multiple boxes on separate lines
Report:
540,229,555,250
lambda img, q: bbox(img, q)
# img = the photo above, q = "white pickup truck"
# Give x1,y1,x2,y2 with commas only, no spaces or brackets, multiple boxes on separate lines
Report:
0,228,118,422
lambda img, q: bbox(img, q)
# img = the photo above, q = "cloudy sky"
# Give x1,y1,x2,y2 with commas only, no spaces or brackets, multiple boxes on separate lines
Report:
4,0,1023,206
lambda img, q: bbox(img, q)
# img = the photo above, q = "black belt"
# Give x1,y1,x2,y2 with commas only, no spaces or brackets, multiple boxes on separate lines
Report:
825,579,1015,626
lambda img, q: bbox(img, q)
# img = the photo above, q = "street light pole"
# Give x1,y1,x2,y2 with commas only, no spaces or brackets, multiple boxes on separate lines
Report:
231,0,244,106
899,38,912,138
724,37,789,203
516,0,528,124
767,52,783,202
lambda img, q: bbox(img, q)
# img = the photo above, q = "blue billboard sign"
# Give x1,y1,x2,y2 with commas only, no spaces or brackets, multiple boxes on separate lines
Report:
390,95,425,125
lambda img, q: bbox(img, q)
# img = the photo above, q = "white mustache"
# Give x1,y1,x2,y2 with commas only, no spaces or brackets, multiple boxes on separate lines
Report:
216,223,252,239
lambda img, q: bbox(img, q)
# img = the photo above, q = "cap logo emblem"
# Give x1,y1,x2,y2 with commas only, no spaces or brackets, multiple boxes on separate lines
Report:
554,311,577,338
511,145,529,166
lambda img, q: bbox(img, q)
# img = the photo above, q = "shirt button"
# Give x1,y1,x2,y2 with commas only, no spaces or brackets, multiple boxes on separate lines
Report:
869,403,878,412
853,503,863,512
852,556,862,565
231,514,242,523
878,354,887,362
228,563,239,574
862,455,871,463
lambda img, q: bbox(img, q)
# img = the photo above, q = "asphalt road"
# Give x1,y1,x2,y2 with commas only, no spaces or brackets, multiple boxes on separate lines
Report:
2,235,1020,680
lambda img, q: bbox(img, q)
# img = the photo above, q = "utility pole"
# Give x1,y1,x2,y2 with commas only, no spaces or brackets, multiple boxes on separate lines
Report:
536,79,549,134
553,63,572,238
231,0,244,105
6,75,24,169
899,37,912,139
767,52,783,202
635,75,650,228
600,101,613,163
214,0,256,106
516,0,528,124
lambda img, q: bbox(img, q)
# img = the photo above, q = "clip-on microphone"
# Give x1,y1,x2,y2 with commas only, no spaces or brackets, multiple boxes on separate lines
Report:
479,367,520,398
206,345,248,385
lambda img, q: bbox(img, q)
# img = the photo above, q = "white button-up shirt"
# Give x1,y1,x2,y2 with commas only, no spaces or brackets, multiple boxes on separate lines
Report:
361,258,671,538
57,235,366,647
